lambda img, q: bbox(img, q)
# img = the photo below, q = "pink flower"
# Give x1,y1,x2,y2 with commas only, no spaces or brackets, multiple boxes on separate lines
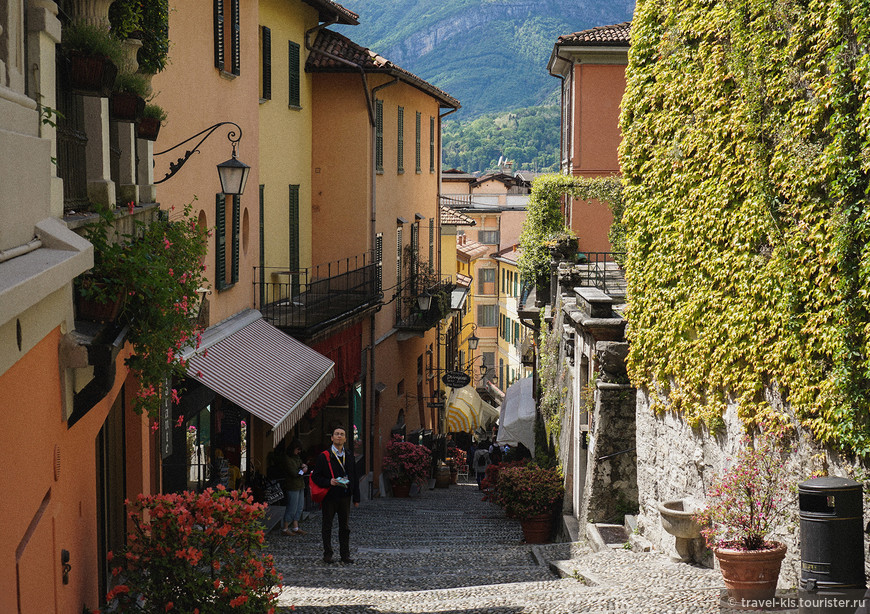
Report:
128,201,135,214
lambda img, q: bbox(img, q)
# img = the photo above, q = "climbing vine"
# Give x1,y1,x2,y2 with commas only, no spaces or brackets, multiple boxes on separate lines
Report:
620,0,870,453
518,174,624,283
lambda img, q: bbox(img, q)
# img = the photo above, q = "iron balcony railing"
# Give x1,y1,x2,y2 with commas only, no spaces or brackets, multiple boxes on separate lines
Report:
255,252,380,336
573,252,627,299
394,273,454,333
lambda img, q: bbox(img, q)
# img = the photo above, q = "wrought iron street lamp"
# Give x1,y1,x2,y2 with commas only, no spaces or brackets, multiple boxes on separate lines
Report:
154,121,251,196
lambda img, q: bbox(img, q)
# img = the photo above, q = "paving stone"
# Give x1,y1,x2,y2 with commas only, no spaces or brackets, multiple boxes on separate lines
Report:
266,482,725,613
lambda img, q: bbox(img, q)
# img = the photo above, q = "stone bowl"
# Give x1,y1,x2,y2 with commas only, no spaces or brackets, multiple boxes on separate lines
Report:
657,499,704,539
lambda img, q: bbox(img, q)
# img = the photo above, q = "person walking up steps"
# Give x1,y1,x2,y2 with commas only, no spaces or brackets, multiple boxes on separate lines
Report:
280,439,307,536
311,425,360,564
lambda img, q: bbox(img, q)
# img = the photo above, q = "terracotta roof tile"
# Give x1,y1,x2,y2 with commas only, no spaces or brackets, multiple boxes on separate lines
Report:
306,29,460,108
456,273,472,288
440,205,475,226
457,238,491,261
302,0,358,25
557,21,631,46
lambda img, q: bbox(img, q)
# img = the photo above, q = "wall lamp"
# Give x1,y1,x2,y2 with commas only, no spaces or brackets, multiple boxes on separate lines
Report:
439,322,479,349
154,122,251,196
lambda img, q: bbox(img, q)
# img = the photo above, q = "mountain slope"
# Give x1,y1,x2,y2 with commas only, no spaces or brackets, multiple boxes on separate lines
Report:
334,0,635,119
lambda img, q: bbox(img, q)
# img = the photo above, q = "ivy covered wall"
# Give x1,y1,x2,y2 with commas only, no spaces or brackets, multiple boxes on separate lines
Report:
620,0,870,453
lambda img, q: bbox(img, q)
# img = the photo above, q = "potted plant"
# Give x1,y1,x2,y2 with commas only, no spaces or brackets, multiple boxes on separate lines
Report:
77,207,129,321
693,436,793,603
137,103,166,141
543,229,579,262
61,22,123,97
382,435,431,497
110,72,148,122
491,463,564,543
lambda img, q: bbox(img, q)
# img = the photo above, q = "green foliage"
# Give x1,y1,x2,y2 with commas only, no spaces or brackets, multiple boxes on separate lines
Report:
333,0,635,119
62,22,125,66
109,0,170,73
114,71,149,96
142,103,167,123
518,174,624,282
490,463,565,519
620,0,870,453
442,105,560,174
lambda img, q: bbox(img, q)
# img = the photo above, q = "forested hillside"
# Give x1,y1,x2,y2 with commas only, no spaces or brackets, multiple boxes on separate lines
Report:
334,0,635,119
441,105,559,173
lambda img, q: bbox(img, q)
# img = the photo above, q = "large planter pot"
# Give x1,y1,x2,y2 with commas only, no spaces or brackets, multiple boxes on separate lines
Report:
392,482,411,498
714,542,787,603
66,50,118,97
520,513,554,544
110,91,145,122
434,464,451,489
76,289,125,322
137,117,161,141
450,468,458,484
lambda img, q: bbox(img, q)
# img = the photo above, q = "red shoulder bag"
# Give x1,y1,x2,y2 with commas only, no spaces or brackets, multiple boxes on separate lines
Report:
309,450,333,505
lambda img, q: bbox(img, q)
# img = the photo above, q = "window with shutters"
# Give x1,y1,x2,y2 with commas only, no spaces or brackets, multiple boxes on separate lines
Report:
288,41,300,108
288,185,300,293
397,106,404,174
396,227,403,319
478,230,499,245
478,268,496,295
375,100,384,173
428,218,434,270
375,233,383,293
215,193,240,291
429,116,435,173
260,26,271,100
415,111,421,173
214,0,240,76
478,304,498,328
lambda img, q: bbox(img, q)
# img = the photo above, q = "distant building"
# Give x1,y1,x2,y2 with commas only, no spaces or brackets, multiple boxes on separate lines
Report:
547,22,630,254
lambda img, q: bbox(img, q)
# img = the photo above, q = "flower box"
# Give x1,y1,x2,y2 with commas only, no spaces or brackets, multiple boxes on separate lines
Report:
110,91,145,122
66,50,118,97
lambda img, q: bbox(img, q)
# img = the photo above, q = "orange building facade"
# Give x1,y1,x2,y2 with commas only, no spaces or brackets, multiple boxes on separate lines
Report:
548,22,630,254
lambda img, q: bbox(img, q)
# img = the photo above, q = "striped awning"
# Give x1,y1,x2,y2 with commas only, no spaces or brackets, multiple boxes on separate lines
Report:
445,385,500,433
186,315,334,446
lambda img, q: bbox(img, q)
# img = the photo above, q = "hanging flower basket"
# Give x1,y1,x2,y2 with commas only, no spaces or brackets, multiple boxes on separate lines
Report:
66,51,118,97
136,116,161,141
110,91,145,122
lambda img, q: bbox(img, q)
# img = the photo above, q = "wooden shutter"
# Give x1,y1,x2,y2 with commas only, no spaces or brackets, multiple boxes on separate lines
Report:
231,195,240,284
231,0,240,75
375,100,384,172
214,0,225,71
397,106,404,173
216,193,227,289
288,185,300,271
262,26,271,100
415,111,421,173
288,41,300,107
258,185,265,306
411,222,419,280
429,116,435,173
428,218,434,270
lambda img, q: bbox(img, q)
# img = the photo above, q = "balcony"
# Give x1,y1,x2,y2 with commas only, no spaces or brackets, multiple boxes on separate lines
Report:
393,273,455,337
255,253,380,339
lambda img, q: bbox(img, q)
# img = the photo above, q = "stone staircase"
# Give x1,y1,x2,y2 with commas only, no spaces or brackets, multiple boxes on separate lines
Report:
574,260,627,302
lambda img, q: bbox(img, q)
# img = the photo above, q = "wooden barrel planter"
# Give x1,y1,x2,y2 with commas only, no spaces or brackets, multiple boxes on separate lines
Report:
434,464,451,489
520,513,554,544
391,482,411,498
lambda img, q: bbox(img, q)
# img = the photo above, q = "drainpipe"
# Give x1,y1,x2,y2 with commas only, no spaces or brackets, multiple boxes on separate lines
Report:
68,324,129,428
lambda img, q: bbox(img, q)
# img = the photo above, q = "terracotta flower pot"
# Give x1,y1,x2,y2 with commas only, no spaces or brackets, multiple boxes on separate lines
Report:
520,513,554,544
77,290,125,323
66,50,118,97
392,482,411,498
110,91,145,122
137,116,161,141
714,542,787,603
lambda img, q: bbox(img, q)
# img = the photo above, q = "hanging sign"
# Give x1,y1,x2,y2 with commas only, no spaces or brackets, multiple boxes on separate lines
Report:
442,370,471,389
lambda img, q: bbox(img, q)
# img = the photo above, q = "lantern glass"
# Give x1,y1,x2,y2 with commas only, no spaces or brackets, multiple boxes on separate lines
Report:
217,155,251,196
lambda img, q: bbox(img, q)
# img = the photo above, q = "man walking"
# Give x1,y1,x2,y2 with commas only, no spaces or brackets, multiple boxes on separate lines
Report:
311,424,360,564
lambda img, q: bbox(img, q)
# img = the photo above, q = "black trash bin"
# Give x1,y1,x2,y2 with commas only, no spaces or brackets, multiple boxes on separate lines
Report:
799,476,866,591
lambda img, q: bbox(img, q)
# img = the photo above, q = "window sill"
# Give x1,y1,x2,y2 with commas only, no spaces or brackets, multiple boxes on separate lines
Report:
416,170,422,174
376,170,384,175
259,98,270,104
218,69,238,81
216,282,236,293
288,105,302,111
398,170,404,175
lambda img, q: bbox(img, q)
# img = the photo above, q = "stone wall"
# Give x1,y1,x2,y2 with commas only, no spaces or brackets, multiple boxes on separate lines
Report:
635,388,870,587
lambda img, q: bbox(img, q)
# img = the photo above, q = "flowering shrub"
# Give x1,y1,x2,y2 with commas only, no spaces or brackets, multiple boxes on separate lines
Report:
491,463,564,519
452,448,467,467
81,203,208,418
694,436,793,551
101,487,281,613
382,435,431,486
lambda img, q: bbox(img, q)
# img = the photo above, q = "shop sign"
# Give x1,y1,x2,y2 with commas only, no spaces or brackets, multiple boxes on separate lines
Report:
442,370,471,388
160,380,173,459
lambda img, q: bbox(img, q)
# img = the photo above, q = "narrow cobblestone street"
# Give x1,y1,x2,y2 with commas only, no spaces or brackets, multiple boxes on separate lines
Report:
265,481,725,613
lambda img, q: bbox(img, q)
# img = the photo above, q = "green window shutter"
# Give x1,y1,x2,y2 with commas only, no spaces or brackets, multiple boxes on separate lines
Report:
216,193,227,290
415,111,421,173
214,0,224,71
259,185,265,305
428,218,434,270
397,106,404,173
288,41,300,107
262,26,271,100
288,185,300,295
429,116,435,173
231,195,240,284
375,100,383,172
230,0,240,75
